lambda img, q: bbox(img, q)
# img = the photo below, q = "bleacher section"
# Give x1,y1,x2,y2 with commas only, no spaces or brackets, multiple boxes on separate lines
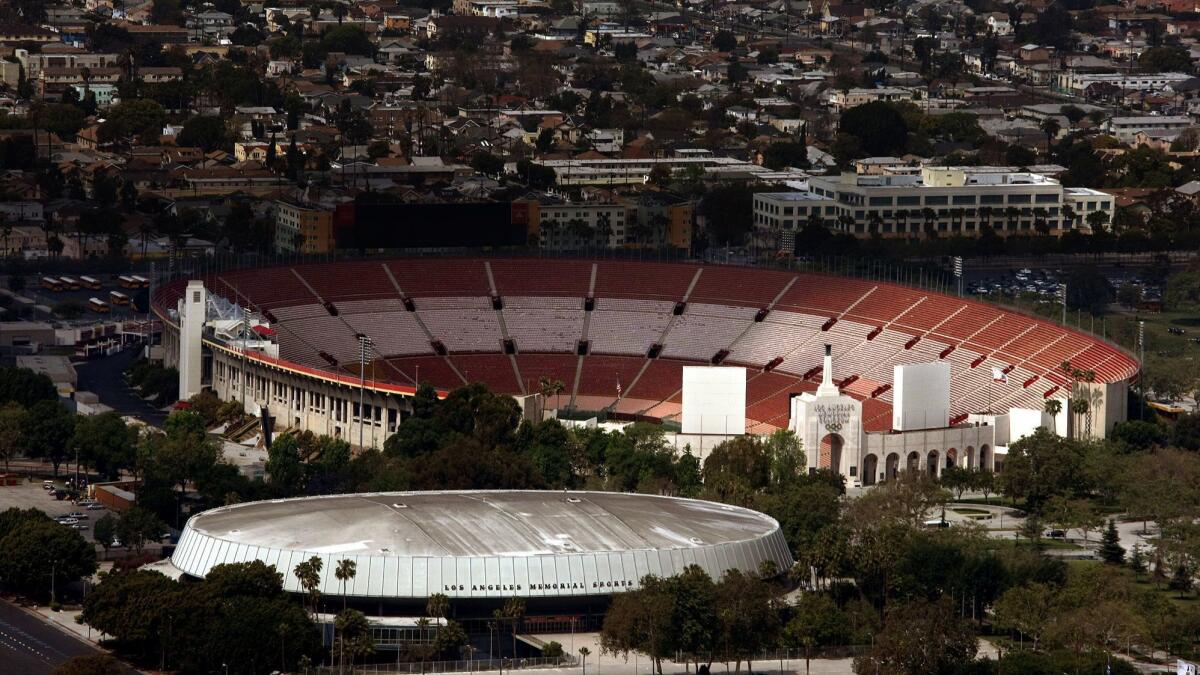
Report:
160,258,1138,432
588,299,675,356
661,304,757,360
502,297,586,353
417,298,503,353
490,259,593,297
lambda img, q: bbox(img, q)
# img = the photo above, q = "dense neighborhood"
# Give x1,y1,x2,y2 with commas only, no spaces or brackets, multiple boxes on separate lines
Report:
3,0,1200,263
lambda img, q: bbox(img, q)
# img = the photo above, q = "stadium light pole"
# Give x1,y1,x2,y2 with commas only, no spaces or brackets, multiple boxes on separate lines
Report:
1138,320,1145,420
241,305,250,411
358,334,372,449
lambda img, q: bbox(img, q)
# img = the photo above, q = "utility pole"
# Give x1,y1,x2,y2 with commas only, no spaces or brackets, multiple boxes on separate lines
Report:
953,256,963,297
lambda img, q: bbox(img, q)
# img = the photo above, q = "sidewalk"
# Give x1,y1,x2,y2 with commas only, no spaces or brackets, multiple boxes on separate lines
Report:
26,605,103,646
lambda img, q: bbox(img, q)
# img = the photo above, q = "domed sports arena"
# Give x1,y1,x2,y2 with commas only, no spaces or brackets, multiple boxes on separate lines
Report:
169,490,792,609
153,257,1137,483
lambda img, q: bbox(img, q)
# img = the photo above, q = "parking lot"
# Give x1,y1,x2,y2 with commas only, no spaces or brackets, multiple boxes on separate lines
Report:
0,480,107,544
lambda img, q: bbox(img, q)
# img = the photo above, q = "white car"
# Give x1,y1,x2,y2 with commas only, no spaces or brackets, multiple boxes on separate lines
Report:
86,503,105,511
71,523,88,530
57,517,78,525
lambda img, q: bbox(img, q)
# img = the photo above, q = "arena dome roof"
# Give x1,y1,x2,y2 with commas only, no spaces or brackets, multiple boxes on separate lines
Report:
171,491,793,600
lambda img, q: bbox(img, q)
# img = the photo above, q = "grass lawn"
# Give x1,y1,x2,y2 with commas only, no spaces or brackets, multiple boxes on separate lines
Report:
955,497,1018,509
986,538,1087,551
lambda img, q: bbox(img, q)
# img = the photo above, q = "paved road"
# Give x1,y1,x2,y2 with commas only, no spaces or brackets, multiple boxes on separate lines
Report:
75,347,168,426
0,600,133,674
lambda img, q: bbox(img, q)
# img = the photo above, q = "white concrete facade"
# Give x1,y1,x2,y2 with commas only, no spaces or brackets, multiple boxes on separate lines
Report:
755,166,1115,240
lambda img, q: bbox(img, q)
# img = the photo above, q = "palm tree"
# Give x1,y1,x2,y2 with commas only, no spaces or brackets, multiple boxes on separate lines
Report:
1062,204,1076,230
1071,397,1090,438
540,219,560,248
502,597,525,658
1040,117,1061,155
1043,398,1062,429
1033,207,1049,236
292,556,323,617
1005,206,1019,232
332,1,348,23
538,376,565,418
867,212,883,235
567,218,591,247
416,617,431,674
980,205,993,230
335,558,356,610
579,646,591,675
426,592,450,621
921,207,937,238
332,559,355,673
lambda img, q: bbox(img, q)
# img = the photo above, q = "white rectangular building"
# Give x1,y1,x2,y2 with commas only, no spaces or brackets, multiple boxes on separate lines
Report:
753,166,1115,241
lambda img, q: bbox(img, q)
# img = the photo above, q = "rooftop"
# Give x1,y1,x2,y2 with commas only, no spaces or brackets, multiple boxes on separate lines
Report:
185,490,779,558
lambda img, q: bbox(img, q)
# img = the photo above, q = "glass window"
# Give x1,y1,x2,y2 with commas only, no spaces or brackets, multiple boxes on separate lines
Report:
924,195,948,205
980,194,1003,204
897,196,920,206
1008,194,1032,204
868,196,892,206
952,195,976,205
1035,193,1057,203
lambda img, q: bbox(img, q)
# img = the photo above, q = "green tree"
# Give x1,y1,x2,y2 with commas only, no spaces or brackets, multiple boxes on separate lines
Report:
176,116,231,152
854,597,976,674
1137,46,1193,73
116,507,166,554
0,517,97,598
1099,519,1125,565
93,513,116,551
714,569,780,673
80,569,177,658
70,412,137,480
24,400,76,476
938,465,974,500
0,366,56,406
98,99,167,144
0,402,26,473
784,593,850,673
52,654,124,675
762,141,809,170
838,102,908,157
334,609,375,668
993,583,1053,649
266,433,306,495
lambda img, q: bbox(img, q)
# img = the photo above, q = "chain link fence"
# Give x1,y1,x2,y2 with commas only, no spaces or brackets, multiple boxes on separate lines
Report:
317,655,577,674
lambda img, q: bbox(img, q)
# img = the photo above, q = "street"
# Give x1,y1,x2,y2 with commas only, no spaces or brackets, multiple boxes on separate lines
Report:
0,599,135,674
75,347,168,426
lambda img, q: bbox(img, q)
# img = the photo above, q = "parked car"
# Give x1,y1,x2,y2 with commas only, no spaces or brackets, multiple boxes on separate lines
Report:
71,523,88,530
57,517,78,525
67,511,87,519
1047,529,1066,538
86,503,105,511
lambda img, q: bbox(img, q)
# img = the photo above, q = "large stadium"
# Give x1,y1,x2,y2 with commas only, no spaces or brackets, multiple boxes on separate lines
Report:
169,490,792,612
152,257,1138,481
